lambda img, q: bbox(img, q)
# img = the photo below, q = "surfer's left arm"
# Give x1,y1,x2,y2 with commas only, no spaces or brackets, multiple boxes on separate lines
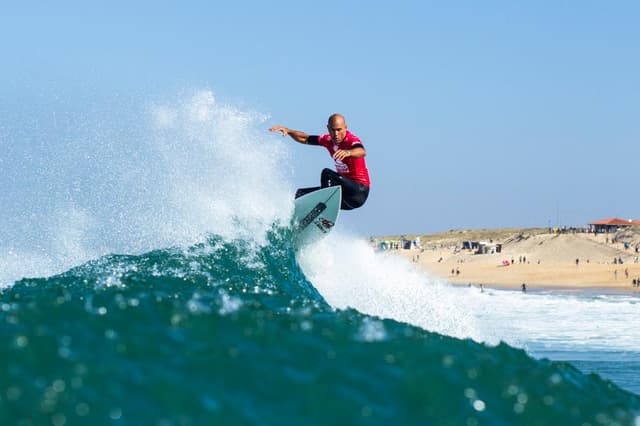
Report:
333,147,366,161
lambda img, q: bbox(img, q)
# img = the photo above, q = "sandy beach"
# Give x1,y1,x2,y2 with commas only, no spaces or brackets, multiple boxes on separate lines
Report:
375,228,640,293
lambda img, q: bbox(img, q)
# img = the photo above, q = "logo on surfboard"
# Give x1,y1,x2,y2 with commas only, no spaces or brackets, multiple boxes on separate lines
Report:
293,186,340,248
314,218,335,233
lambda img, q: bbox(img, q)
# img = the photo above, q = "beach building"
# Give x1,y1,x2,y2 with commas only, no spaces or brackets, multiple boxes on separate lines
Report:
477,241,502,254
462,241,479,251
589,218,640,233
462,240,502,254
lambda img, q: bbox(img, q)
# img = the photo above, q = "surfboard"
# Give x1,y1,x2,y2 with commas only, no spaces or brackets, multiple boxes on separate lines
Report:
293,186,341,249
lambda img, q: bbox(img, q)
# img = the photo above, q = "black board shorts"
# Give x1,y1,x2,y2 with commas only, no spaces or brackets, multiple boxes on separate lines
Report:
295,168,369,211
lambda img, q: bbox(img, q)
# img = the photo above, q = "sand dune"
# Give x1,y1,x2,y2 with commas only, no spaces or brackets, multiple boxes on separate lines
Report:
377,228,640,292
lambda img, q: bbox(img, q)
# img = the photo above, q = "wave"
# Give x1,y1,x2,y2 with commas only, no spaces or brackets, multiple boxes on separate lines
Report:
1,89,639,424
1,231,638,425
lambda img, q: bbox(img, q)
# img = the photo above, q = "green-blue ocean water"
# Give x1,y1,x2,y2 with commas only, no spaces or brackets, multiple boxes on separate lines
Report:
1,230,639,426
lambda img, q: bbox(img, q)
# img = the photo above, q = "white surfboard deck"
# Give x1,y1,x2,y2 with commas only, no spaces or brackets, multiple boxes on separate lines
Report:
293,186,341,249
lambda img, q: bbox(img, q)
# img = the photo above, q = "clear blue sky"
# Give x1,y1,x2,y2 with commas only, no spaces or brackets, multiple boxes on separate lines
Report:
2,1,639,237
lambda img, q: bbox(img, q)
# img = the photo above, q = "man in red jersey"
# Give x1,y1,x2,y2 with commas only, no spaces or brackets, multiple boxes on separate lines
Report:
269,113,370,210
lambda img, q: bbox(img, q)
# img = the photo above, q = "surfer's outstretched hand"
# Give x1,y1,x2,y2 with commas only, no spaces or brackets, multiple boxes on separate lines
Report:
269,125,309,144
269,125,289,136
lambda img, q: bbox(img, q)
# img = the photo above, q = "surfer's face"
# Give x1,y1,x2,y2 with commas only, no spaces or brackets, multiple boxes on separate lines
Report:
327,119,347,144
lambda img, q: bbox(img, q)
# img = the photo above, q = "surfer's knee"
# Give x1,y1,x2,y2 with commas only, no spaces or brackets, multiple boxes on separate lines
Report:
321,168,335,179
341,185,369,210
321,168,340,187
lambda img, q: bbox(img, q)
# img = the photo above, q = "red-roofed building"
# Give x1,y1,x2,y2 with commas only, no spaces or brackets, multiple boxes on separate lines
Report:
589,218,640,233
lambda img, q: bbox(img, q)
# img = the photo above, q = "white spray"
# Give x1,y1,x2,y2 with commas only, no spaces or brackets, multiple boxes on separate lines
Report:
0,90,292,287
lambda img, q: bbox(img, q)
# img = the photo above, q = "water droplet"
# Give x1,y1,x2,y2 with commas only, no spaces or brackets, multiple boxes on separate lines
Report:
109,408,122,420
75,402,90,416
16,335,28,348
52,380,66,393
442,355,454,367
472,400,486,412
464,388,477,399
467,368,478,379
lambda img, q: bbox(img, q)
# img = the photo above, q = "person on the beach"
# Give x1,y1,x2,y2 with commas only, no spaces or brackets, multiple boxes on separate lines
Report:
269,114,370,210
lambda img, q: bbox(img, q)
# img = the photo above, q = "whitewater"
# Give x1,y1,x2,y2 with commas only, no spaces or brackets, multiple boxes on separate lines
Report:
1,90,638,425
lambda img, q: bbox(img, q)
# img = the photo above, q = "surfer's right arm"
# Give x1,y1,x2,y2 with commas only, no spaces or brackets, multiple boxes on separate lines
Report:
269,126,310,144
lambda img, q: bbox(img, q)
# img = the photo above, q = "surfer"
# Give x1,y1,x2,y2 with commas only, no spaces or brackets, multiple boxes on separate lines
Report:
269,114,370,210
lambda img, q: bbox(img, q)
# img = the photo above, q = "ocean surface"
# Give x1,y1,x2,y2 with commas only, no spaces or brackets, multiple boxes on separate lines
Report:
1,91,639,425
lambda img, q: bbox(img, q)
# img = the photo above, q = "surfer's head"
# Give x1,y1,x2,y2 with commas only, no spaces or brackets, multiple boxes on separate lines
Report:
327,114,347,144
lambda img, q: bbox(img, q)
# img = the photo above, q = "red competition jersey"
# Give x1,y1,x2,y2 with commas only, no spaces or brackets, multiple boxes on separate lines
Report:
317,131,371,187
